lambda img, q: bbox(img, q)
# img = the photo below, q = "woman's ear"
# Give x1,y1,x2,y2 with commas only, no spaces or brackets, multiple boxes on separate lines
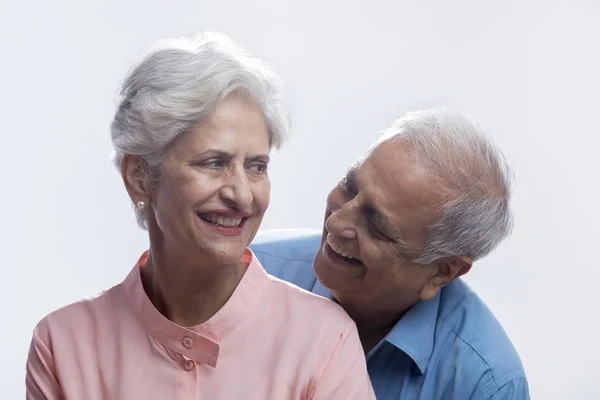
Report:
121,154,153,203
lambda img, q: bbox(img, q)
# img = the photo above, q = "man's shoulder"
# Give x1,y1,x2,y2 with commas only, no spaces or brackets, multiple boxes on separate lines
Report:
251,229,322,259
434,280,528,397
250,229,322,290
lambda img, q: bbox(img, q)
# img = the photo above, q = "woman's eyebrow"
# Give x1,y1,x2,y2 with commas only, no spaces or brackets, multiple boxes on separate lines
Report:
247,154,270,162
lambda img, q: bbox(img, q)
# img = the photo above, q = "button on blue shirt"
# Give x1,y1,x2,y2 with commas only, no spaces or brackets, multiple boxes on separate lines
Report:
250,229,529,400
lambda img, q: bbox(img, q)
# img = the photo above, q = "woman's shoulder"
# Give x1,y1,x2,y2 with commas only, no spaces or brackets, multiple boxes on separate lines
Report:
264,277,355,329
257,278,363,382
32,284,125,343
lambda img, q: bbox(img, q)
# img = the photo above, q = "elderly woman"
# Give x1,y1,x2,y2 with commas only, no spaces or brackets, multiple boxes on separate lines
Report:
25,33,374,399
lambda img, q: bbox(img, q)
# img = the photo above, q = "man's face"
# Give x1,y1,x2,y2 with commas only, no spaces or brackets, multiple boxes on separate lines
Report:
313,139,446,308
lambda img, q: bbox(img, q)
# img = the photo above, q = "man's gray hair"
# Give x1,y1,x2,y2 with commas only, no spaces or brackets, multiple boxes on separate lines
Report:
380,107,514,264
110,32,290,229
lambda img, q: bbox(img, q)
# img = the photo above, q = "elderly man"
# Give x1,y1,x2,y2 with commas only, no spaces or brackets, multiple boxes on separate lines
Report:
250,107,529,399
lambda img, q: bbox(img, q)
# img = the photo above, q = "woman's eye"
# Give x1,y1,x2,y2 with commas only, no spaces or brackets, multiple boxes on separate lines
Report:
204,159,224,168
249,164,267,174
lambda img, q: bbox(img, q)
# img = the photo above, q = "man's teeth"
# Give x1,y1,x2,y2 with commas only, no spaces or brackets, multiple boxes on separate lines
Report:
202,214,243,227
326,236,356,260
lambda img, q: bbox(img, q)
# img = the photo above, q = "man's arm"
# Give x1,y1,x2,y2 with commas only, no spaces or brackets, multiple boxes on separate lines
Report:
26,326,65,400
308,320,375,400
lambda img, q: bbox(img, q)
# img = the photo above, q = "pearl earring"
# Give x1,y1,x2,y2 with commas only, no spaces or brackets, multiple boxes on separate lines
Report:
136,200,146,210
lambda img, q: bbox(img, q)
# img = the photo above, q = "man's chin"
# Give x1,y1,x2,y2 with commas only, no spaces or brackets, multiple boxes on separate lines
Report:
313,257,335,290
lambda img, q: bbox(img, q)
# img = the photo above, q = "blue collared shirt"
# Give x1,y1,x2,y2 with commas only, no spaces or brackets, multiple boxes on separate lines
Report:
250,229,530,400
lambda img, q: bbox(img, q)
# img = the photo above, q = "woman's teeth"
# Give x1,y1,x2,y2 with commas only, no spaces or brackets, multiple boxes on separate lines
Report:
201,214,243,227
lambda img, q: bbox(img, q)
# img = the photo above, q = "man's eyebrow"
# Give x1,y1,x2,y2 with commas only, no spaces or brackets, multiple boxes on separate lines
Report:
341,169,359,194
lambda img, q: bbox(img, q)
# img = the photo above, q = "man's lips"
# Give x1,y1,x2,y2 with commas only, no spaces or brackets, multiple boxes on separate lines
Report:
323,242,365,268
326,234,359,259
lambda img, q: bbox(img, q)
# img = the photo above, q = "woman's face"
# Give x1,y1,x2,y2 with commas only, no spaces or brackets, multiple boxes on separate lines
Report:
148,96,271,265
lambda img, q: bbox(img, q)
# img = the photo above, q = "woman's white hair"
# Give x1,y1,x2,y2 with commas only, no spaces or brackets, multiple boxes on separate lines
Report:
110,32,290,229
379,107,514,264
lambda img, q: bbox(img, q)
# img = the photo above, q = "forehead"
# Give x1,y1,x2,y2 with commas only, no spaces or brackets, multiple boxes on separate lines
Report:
167,98,270,159
353,140,443,235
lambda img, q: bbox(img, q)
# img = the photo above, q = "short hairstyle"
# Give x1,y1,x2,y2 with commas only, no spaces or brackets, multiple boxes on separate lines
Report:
379,107,514,263
110,32,290,228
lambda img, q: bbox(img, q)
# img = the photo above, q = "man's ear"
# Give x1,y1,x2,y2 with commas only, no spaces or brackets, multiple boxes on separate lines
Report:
419,256,473,301
121,154,153,204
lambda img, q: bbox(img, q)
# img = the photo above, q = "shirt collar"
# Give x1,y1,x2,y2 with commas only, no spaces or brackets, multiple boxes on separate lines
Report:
311,280,440,375
122,249,270,368
383,293,440,374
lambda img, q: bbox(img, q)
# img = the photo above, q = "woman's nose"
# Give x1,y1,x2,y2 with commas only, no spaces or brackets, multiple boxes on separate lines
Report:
220,167,253,208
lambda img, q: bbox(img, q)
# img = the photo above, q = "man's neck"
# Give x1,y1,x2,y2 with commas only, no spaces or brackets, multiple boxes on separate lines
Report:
334,293,412,354
142,248,245,327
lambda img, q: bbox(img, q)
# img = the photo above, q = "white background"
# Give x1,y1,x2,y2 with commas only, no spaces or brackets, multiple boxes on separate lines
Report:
2,0,599,398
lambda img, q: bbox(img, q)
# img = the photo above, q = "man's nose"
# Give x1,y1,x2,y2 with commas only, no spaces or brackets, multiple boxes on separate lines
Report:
325,200,358,240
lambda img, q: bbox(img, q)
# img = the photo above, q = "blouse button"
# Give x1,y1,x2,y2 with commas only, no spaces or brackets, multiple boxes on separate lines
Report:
182,336,194,349
184,360,195,371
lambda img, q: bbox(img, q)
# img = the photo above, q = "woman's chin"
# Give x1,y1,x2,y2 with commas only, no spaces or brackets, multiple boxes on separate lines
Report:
190,220,257,263
199,243,249,264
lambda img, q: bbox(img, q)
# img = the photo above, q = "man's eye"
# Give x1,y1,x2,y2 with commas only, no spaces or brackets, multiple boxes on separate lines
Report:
370,223,387,239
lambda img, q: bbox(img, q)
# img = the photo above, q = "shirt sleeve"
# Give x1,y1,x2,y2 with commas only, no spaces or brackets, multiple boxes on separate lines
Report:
26,326,65,400
309,321,376,400
484,377,530,400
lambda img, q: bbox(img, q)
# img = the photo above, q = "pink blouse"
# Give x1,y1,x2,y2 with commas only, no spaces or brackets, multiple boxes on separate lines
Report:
26,250,375,399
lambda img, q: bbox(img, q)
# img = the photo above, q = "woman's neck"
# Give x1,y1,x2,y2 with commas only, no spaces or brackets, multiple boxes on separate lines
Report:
141,248,246,327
